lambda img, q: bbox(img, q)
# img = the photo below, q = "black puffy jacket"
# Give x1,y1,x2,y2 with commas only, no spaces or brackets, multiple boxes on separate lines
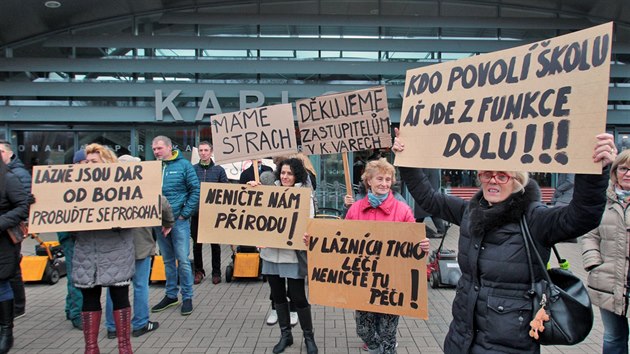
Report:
399,167,608,354
0,171,29,280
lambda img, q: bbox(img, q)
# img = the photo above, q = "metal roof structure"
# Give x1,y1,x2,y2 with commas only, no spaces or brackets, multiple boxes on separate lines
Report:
0,0,628,124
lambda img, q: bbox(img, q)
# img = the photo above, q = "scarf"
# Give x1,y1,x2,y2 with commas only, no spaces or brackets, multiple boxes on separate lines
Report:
614,185,630,204
468,180,540,237
368,191,389,208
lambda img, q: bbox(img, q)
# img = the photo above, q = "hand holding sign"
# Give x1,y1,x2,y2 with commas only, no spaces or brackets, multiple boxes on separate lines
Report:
593,133,617,166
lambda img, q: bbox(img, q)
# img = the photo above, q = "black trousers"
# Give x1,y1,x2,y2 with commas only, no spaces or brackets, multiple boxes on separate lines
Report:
81,285,129,312
9,245,24,314
190,215,221,276
269,281,296,311
267,275,308,309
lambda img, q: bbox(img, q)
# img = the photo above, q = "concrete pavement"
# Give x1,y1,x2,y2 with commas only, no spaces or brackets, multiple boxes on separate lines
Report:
11,225,606,353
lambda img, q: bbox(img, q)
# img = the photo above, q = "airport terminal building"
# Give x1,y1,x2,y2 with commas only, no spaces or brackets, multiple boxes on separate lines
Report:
1,0,629,209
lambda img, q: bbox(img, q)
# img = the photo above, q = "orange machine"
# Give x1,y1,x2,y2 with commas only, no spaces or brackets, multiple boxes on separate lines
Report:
22,235,66,285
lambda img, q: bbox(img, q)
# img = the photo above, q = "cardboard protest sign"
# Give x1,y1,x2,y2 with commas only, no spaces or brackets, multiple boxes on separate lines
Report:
211,103,297,164
28,161,162,233
197,182,311,250
395,22,612,174
307,219,428,319
297,86,392,155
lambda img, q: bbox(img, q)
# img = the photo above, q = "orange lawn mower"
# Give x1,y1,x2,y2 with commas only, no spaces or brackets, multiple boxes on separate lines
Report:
21,233,67,285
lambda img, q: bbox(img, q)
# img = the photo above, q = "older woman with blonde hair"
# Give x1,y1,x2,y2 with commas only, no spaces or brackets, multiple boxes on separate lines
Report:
582,149,630,354
344,158,430,354
74,143,135,354
394,129,615,354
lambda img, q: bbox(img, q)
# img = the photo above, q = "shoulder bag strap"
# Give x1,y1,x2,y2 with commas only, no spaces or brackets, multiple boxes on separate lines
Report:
521,216,553,283
521,216,536,289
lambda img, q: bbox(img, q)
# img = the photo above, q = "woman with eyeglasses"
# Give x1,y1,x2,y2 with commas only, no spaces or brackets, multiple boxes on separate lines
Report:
392,129,615,354
581,149,630,354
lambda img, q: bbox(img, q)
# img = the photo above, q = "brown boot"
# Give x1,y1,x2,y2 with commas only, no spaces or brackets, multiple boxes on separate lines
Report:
81,311,101,354
113,307,133,354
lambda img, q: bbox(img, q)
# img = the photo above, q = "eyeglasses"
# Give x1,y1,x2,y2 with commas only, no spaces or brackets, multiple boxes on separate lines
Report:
617,166,630,175
478,171,512,184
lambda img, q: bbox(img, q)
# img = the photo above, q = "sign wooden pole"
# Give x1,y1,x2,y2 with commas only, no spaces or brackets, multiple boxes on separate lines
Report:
253,160,260,183
342,153,353,197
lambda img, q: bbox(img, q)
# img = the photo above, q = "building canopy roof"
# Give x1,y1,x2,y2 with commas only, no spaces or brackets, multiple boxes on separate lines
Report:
1,0,630,49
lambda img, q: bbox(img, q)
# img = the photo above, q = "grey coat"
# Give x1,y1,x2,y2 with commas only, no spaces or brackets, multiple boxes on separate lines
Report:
551,173,575,206
72,228,135,288
133,196,175,260
581,184,630,316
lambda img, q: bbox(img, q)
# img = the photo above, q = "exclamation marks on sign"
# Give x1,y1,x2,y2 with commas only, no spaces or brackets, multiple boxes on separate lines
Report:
286,211,299,246
554,120,570,165
410,269,420,309
520,124,536,164
520,120,570,165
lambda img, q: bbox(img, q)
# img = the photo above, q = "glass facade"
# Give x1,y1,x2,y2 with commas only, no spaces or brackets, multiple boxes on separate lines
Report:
13,130,74,169
2,3,629,209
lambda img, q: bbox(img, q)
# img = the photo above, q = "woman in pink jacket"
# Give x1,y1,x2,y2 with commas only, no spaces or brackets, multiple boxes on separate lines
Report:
345,158,429,354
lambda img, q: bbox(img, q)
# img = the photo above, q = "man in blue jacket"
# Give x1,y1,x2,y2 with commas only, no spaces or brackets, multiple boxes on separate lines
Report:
150,136,200,316
191,141,228,285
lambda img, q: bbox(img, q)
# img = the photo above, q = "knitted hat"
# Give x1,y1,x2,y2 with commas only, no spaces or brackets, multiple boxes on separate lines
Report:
118,154,141,163
73,149,87,163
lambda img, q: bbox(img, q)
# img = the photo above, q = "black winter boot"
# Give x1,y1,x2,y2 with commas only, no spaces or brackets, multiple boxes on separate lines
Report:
272,302,293,353
0,300,14,354
297,306,318,354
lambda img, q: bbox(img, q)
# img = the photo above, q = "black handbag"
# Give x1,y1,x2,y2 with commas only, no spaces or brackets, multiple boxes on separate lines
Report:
520,216,593,345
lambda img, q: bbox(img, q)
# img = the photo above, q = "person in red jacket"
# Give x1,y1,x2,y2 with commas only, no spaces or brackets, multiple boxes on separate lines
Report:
345,158,429,354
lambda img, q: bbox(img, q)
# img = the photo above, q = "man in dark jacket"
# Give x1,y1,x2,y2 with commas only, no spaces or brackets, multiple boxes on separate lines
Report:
0,140,29,319
0,141,30,194
150,136,200,316
191,141,228,285
239,160,272,184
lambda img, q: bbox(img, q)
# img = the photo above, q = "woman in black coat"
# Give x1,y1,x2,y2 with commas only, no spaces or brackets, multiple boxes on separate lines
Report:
393,130,615,354
0,157,29,353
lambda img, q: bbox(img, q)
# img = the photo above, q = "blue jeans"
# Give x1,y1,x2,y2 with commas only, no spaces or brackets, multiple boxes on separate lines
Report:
156,218,193,301
601,308,629,354
105,257,152,331
0,281,13,302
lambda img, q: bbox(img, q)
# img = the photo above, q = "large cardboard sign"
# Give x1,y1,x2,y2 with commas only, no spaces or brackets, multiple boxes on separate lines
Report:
211,103,297,164
395,23,612,174
28,161,162,233
307,219,428,319
197,183,311,250
297,86,392,155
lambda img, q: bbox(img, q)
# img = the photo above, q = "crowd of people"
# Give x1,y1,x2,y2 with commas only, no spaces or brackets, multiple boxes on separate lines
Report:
1,129,629,354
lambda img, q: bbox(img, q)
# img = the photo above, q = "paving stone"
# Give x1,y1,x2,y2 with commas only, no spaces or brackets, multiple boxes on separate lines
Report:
13,228,605,353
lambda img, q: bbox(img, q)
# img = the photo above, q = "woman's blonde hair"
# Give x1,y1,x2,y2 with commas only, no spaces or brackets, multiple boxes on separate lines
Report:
611,149,630,185
361,158,395,191
85,143,118,163
477,170,529,193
